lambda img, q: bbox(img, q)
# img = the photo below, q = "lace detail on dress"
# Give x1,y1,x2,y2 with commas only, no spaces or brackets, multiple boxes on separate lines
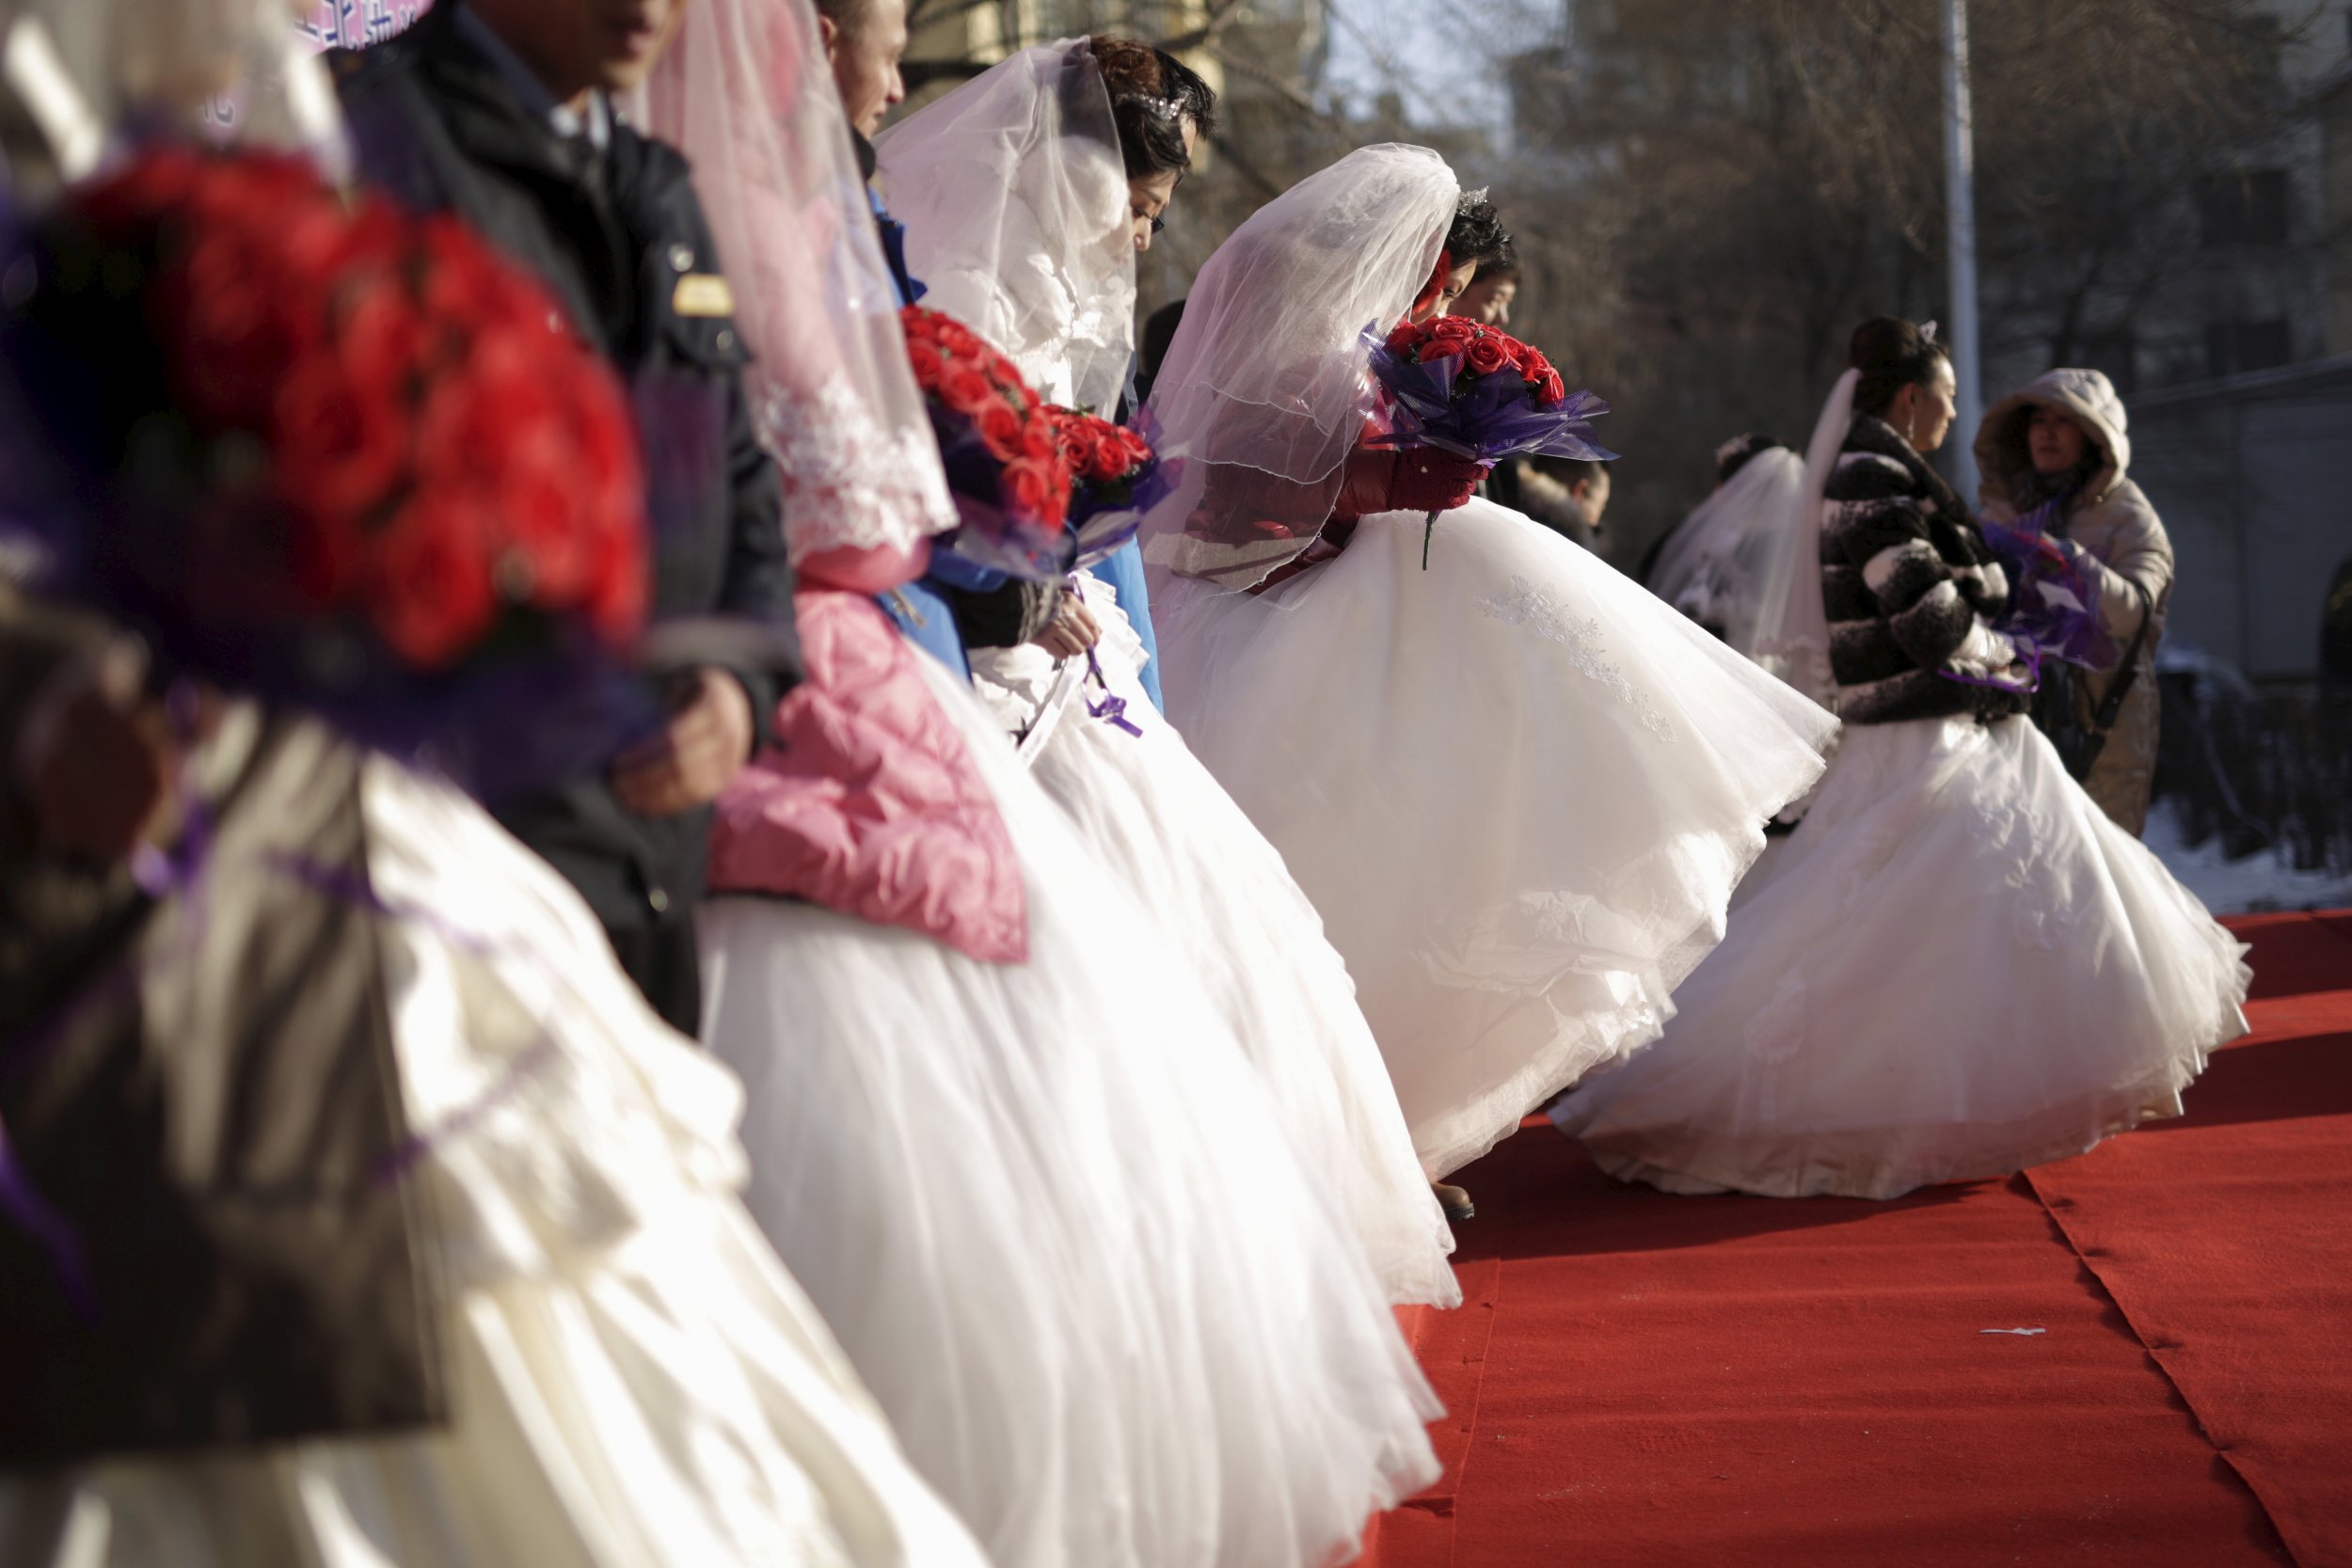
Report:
753,372,958,560
1476,574,1678,740
1968,784,2088,953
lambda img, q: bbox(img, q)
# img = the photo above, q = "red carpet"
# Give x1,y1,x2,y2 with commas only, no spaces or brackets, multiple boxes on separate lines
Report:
1368,912,2351,1568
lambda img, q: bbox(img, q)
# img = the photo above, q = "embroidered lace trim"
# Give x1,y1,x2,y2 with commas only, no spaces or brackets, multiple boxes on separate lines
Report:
752,372,958,561
1475,573,1678,741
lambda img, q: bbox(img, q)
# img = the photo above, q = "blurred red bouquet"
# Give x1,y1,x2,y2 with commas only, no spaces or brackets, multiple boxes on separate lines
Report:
0,148,649,767
900,304,1072,578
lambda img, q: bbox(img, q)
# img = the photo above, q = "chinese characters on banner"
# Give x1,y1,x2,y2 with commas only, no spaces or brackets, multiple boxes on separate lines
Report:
299,1,431,47
203,0,430,126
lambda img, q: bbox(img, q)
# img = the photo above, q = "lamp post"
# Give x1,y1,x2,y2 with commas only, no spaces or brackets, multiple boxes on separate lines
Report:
1943,0,1982,501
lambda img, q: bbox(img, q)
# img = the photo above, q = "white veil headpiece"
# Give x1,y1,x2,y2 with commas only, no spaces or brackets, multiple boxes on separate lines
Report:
1136,142,1458,592
1647,445,1806,657
875,40,1133,416
1749,368,1855,709
638,0,956,563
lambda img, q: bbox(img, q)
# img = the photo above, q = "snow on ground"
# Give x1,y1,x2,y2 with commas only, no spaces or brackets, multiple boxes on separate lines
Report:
2145,800,2352,916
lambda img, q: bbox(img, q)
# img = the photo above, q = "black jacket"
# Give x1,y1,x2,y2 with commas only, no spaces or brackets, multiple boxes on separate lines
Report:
1820,415,2028,727
332,6,799,928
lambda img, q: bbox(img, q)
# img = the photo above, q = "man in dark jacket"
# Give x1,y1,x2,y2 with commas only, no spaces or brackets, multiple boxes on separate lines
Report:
330,0,800,1034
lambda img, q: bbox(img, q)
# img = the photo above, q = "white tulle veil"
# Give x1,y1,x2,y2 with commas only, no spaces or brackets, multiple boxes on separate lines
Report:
1647,445,1806,657
874,40,1134,416
1136,143,1458,593
637,0,956,563
1748,368,1855,709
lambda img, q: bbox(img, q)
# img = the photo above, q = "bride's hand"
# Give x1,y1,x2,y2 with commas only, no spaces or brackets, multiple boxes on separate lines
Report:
1032,597,1102,659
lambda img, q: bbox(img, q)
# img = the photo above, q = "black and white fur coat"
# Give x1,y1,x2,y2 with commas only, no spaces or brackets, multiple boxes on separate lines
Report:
1820,415,2031,727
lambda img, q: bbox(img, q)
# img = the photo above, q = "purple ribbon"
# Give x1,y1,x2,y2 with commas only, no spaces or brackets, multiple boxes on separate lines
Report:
1081,643,1143,737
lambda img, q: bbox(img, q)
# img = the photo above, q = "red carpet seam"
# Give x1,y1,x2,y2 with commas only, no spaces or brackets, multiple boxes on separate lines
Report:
2021,1170,2302,1566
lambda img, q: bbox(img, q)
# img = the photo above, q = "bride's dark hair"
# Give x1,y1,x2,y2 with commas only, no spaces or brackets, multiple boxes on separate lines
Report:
1850,317,1949,419
1088,38,1219,179
1445,198,1513,272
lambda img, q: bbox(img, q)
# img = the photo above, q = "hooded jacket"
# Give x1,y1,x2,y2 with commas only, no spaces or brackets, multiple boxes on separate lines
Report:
1974,368,2171,832
1974,369,2170,670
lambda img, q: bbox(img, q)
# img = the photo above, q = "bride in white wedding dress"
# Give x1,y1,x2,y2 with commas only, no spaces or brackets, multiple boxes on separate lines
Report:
1549,321,2249,1199
877,41,1458,1303
1140,145,1842,1192
652,9,1442,1567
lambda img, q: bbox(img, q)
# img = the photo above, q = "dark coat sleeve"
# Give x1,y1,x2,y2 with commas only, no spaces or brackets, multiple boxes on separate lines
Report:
1823,452,1979,676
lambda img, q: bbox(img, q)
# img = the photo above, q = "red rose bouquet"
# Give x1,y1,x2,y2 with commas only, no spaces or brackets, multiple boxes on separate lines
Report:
1364,315,1614,564
0,148,650,783
1043,406,1169,567
900,304,1073,578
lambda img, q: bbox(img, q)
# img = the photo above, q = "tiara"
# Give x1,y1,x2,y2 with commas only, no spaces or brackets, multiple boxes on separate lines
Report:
1455,186,1490,214
1919,320,1940,344
1141,95,1185,120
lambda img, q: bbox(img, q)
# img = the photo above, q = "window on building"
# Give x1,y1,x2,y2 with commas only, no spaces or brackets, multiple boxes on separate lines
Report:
2200,169,2292,245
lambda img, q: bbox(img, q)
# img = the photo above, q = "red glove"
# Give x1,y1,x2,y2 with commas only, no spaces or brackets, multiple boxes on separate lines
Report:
1330,445,1485,519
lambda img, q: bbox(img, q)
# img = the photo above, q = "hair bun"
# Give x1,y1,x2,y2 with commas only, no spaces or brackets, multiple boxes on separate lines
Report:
1849,317,1930,375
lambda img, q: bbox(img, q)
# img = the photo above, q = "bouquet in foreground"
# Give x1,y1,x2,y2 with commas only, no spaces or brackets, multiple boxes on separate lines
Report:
900,303,1073,578
1364,315,1614,565
0,147,652,788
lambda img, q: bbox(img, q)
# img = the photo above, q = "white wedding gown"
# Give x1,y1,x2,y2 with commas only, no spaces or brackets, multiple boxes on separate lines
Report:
1549,714,2250,1198
1154,499,1841,1180
0,752,986,1568
697,651,1441,1568
965,578,1459,1307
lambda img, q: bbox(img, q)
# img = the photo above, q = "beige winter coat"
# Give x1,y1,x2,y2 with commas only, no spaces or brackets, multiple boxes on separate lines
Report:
1975,368,2171,836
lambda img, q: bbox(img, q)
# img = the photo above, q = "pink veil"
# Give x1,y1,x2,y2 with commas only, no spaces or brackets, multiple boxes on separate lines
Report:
637,0,955,568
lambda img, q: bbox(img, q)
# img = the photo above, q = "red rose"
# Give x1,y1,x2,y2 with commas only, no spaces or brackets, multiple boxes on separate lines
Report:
1464,335,1511,375
1537,368,1567,405
1023,420,1063,463
942,367,995,417
368,498,498,670
977,399,1025,460
166,233,321,429
1386,322,1422,355
270,352,410,535
1005,457,1057,520
337,280,429,401
1428,315,1475,344
908,341,945,387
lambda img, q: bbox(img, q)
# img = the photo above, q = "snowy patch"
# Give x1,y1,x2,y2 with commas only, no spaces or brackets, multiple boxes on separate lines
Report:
2145,800,2352,915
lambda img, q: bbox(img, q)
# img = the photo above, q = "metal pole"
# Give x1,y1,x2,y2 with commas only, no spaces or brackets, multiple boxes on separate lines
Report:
1942,0,1982,502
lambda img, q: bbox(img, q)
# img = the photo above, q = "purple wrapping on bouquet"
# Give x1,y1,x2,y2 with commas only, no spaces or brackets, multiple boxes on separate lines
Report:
1359,325,1616,467
1070,453,1182,571
1979,515,2116,670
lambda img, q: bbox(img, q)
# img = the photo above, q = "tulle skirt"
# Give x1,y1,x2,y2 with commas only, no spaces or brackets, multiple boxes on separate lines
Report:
1154,499,1838,1180
697,652,1441,1568
0,762,985,1568
966,583,1458,1307
1549,715,2251,1199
